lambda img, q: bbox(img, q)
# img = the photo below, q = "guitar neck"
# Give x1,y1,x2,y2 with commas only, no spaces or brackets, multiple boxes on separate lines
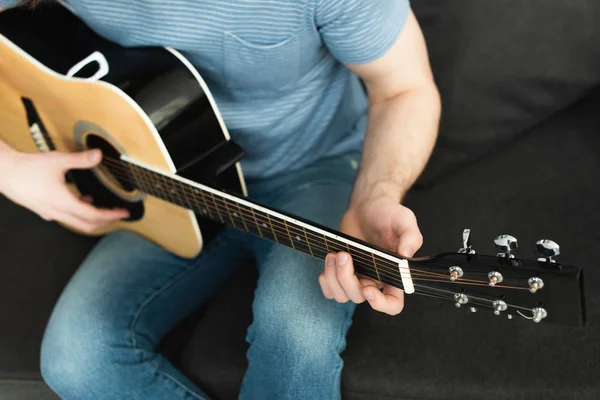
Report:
108,155,412,292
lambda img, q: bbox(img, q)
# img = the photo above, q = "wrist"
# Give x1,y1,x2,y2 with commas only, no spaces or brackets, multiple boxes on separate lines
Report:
350,177,407,208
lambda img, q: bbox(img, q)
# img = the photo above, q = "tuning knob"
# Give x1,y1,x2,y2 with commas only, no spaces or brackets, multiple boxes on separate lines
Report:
536,239,560,263
458,229,475,254
494,234,518,258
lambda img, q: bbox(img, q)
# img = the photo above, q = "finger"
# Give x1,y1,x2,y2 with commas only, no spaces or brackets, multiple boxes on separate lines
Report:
57,189,129,223
318,274,334,300
363,284,405,316
324,253,350,303
394,220,423,258
335,252,366,304
81,195,94,204
359,277,383,290
68,202,130,224
57,149,102,170
53,211,106,233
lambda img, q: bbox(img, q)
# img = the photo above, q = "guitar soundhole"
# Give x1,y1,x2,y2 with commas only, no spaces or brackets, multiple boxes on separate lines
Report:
67,132,144,222
85,134,136,193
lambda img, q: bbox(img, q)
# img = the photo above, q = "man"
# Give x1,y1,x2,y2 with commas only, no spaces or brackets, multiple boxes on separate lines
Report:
0,0,440,398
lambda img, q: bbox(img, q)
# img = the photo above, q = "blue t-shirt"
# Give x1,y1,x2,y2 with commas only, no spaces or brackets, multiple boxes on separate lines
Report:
1,0,410,179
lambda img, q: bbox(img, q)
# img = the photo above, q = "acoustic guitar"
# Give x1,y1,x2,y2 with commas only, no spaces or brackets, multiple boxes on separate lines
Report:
0,2,586,327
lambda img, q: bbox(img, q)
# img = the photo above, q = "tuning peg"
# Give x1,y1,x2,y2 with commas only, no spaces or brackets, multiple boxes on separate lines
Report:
492,300,508,315
536,239,560,263
453,293,469,308
458,229,475,254
494,234,518,258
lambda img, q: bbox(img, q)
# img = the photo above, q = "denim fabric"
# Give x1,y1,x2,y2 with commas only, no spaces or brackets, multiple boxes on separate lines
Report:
40,152,362,400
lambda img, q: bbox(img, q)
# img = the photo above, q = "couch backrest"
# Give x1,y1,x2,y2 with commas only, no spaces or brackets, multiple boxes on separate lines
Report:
412,0,600,185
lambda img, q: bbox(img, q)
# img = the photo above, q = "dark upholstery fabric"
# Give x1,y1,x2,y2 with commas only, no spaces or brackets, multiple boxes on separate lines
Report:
412,0,600,185
178,88,600,400
2,6,600,393
1,89,599,400
0,198,96,378
0,381,59,400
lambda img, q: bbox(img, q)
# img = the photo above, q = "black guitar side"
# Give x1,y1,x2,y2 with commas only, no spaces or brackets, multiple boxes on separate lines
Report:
0,3,247,245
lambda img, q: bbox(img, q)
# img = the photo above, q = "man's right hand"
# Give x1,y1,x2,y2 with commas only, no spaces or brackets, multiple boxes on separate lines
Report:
0,147,129,233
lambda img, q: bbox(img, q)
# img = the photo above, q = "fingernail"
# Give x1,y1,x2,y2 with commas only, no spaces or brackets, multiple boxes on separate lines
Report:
89,150,100,162
337,253,348,265
326,255,336,266
403,248,415,258
366,292,375,301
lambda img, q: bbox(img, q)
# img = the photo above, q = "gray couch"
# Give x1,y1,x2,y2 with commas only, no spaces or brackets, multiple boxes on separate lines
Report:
2,1,599,399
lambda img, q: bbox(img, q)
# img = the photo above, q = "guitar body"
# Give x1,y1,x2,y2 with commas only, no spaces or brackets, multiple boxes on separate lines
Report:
0,3,247,258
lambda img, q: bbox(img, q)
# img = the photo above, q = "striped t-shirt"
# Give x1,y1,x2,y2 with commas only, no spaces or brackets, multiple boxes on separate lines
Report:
1,0,410,179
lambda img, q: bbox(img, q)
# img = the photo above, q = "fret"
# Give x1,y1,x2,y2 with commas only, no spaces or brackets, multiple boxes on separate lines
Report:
233,202,250,232
167,176,184,206
235,211,263,236
353,261,402,290
307,245,328,260
346,244,379,282
249,207,263,238
119,160,401,289
265,213,279,244
371,252,382,282
273,217,327,259
302,227,313,257
321,239,347,253
216,201,263,236
283,220,296,250
156,174,171,202
220,196,237,227
249,206,277,239
266,215,293,247
176,179,195,210
216,201,251,234
195,188,214,219
283,221,313,245
208,192,225,223
290,236,316,256
287,223,315,252
126,164,142,191
158,173,182,207
135,167,155,197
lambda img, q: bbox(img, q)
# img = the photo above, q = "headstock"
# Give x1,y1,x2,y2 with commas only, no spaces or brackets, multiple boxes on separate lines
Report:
410,229,585,327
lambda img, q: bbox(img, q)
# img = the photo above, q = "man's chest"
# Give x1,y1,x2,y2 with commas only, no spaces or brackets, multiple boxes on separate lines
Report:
66,0,324,91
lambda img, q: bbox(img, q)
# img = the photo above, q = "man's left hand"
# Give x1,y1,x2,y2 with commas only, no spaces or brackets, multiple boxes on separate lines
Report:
318,194,422,315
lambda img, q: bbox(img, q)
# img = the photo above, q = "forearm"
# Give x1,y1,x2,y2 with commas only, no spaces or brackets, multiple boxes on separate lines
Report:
0,139,18,191
351,83,441,205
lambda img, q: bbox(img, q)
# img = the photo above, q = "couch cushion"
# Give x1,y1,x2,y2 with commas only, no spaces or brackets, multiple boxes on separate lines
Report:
178,88,600,399
0,197,98,379
412,0,600,185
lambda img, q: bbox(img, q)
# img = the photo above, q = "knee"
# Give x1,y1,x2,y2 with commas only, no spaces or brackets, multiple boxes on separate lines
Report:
40,320,116,397
40,296,138,398
248,295,355,368
41,339,84,396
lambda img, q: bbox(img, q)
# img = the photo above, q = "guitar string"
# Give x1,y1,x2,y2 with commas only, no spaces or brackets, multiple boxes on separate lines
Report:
98,157,531,290
97,157,530,290
98,158,446,278
97,159,493,285
348,267,532,312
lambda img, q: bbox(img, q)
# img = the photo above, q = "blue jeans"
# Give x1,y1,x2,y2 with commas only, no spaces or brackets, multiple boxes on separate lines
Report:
40,153,362,400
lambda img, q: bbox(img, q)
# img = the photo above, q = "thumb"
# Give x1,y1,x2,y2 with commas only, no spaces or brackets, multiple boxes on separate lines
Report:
61,149,102,170
395,224,423,258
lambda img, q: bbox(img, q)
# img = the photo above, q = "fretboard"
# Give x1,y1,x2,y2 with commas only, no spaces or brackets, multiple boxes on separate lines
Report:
104,155,410,292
